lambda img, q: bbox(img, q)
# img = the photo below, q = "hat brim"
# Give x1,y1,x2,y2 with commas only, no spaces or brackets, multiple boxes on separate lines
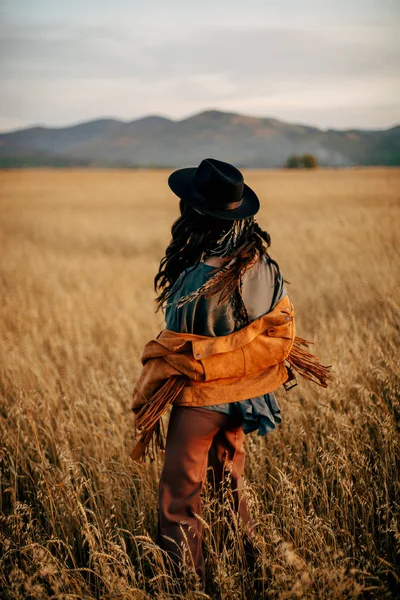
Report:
168,167,260,221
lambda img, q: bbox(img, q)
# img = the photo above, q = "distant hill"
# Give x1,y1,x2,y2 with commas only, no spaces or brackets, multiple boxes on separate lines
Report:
0,110,399,168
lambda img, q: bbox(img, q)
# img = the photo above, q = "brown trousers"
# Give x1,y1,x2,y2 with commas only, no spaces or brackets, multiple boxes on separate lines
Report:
157,405,255,584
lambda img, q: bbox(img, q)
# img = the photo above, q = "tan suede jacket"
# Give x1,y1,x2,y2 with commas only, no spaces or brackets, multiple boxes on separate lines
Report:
132,294,295,412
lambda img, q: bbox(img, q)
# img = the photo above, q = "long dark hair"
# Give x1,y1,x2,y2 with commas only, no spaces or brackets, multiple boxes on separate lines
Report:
154,200,280,324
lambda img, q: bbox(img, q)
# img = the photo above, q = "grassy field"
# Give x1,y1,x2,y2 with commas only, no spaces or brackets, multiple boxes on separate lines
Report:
0,167,399,599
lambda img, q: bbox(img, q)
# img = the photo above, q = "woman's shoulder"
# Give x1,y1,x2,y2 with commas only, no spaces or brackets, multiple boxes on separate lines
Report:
244,253,281,281
242,254,286,318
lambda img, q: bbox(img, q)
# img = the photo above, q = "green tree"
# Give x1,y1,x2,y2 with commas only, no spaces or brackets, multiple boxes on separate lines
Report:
300,153,318,168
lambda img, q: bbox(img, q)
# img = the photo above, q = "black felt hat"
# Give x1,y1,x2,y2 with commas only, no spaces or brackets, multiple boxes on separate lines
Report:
168,158,260,220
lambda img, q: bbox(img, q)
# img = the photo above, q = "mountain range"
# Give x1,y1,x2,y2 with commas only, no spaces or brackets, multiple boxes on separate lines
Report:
0,110,399,168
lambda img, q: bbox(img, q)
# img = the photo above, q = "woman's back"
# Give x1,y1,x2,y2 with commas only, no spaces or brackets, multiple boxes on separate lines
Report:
166,255,287,336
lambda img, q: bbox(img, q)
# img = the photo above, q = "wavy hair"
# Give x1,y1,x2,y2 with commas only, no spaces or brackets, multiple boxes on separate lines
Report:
154,200,280,326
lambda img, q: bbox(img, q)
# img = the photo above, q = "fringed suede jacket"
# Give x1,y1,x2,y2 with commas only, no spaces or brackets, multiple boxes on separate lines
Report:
131,294,331,461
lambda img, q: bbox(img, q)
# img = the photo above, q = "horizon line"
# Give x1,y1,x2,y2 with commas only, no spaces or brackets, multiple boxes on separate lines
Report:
1,107,399,135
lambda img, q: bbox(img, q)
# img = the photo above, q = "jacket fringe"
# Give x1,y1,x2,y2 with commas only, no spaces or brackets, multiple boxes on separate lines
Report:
287,336,333,388
131,376,186,461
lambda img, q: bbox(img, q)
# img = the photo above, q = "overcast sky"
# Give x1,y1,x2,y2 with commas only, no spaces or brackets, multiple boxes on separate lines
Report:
0,0,399,131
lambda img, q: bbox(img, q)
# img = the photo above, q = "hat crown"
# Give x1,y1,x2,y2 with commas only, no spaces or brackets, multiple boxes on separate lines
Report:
167,156,260,220
193,158,244,209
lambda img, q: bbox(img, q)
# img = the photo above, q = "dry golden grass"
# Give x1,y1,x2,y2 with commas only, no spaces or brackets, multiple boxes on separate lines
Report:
0,167,399,599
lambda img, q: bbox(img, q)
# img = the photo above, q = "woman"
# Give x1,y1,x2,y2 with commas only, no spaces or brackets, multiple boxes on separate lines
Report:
154,158,287,584
131,158,330,586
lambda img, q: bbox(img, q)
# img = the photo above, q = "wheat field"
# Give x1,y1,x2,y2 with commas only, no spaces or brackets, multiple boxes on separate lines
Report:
0,168,399,599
